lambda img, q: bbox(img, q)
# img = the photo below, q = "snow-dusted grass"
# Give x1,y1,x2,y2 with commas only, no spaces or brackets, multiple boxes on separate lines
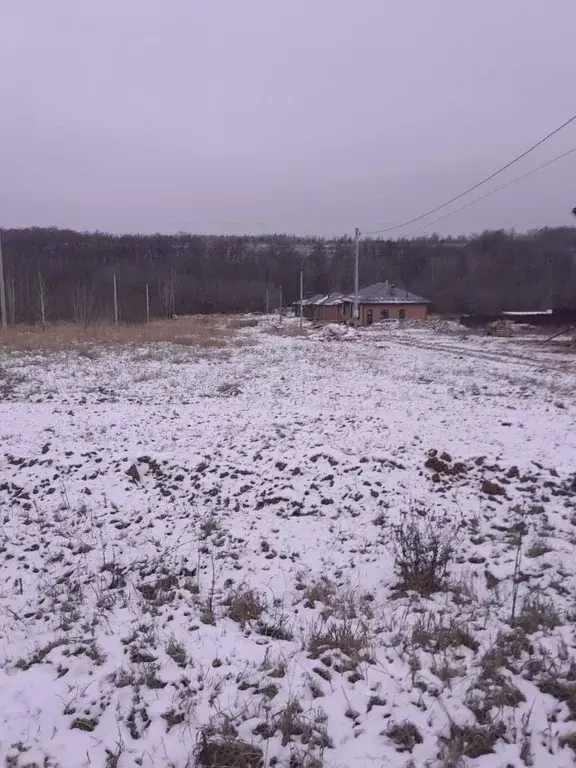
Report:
1,318,576,767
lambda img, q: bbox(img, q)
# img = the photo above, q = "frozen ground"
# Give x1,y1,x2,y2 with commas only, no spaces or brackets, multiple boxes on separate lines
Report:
1,318,576,768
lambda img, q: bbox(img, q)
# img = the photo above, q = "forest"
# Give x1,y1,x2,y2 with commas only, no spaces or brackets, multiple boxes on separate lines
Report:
1,226,576,324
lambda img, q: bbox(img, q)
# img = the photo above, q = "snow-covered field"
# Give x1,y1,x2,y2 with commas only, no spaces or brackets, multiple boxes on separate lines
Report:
2,318,576,768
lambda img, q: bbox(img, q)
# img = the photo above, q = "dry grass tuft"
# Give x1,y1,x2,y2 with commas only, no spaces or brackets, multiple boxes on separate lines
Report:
303,579,336,609
514,594,561,634
537,677,576,719
525,539,553,559
196,732,263,767
0,315,249,351
480,629,531,677
264,325,309,338
166,638,187,667
412,614,479,653
226,588,266,625
385,721,423,753
0,366,26,399
15,638,69,671
439,722,505,763
301,579,372,622
271,699,333,750
560,732,576,755
218,381,242,396
228,317,259,329
307,618,369,661
287,752,324,768
466,676,525,724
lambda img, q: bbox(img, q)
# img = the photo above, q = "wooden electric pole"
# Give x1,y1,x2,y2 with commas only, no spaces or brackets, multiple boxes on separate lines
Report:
353,227,360,327
113,275,118,325
0,230,7,330
279,285,283,323
145,284,150,323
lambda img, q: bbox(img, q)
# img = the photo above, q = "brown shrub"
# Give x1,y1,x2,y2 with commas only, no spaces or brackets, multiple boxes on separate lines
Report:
392,510,459,595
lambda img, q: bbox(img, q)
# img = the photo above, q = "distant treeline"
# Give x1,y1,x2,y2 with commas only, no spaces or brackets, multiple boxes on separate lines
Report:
1,226,576,324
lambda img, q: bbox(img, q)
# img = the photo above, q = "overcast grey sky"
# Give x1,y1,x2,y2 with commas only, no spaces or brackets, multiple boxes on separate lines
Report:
1,0,575,237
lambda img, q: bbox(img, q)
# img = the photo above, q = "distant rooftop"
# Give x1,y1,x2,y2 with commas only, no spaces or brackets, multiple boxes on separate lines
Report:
295,293,324,306
295,282,430,306
351,282,430,305
316,292,347,306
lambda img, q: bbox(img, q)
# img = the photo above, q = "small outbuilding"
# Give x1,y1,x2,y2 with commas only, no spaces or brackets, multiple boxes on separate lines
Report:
296,294,325,320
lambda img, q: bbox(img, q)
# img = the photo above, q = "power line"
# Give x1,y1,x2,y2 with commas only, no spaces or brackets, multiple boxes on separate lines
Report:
364,112,576,235
412,145,576,233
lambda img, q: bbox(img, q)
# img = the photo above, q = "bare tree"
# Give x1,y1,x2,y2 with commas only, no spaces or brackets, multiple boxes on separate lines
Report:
0,231,7,330
37,270,51,328
113,275,118,325
162,271,177,318
72,284,84,326
72,283,95,328
6,270,16,325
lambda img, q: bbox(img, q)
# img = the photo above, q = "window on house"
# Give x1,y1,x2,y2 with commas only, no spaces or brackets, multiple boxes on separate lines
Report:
366,309,373,326
399,309,406,320
381,309,388,320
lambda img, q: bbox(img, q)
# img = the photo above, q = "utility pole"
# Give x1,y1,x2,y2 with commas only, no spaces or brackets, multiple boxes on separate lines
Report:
265,286,269,315
0,230,7,330
113,274,118,326
279,285,283,323
145,284,150,323
299,269,304,329
353,227,360,327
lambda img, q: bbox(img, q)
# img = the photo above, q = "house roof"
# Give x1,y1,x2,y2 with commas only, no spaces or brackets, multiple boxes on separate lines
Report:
296,283,430,306
316,292,347,306
294,294,324,306
351,282,430,305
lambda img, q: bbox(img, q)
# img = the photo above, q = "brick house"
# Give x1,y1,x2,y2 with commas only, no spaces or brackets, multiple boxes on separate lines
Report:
347,282,430,326
295,282,430,326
